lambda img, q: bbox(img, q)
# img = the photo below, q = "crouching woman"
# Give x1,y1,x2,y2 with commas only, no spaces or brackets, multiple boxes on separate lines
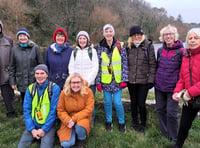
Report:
57,73,94,148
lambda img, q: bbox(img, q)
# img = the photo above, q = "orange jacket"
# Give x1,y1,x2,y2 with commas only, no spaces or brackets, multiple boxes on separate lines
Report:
57,88,94,142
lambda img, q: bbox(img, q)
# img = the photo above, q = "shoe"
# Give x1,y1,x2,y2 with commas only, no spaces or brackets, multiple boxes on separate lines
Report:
138,125,146,133
133,123,140,131
105,122,113,131
77,139,85,148
6,112,17,118
119,123,126,133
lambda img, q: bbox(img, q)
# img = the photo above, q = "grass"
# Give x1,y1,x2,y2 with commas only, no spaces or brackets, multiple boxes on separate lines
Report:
0,90,200,148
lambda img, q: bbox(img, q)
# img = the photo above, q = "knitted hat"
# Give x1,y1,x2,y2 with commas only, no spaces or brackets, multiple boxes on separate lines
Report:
17,27,30,38
76,31,90,42
129,24,144,36
53,28,68,42
34,64,48,74
103,24,115,36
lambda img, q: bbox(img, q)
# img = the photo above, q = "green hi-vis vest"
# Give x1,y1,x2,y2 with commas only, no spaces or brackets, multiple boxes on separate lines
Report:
101,45,123,84
28,83,53,124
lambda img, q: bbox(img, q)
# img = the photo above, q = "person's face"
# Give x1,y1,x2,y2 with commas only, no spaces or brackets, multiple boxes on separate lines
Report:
56,34,65,46
18,34,29,44
187,32,200,50
35,70,48,85
70,77,82,93
131,34,143,43
104,28,114,41
163,29,175,47
78,35,87,49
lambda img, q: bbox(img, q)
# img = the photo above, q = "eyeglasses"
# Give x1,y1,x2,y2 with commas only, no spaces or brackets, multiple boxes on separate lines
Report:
163,33,174,37
71,81,81,84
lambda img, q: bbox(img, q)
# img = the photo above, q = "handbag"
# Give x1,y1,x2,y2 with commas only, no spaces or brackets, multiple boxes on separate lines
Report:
189,56,200,109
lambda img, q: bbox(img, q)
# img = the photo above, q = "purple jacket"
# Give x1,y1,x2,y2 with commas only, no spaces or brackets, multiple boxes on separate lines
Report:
95,38,128,92
155,40,184,92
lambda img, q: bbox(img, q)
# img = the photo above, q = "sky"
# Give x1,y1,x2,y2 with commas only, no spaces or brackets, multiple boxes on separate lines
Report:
144,0,200,23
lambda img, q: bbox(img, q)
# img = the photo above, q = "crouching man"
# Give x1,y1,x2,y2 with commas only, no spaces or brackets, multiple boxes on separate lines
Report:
18,64,60,148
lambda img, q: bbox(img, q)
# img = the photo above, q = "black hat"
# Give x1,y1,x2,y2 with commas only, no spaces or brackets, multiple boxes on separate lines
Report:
129,25,144,36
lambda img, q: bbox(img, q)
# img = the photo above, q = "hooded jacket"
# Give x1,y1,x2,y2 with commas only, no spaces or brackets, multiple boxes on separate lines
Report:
0,20,13,85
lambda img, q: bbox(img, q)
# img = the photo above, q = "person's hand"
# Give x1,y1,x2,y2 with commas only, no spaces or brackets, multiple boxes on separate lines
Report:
172,93,179,101
67,119,75,128
97,84,102,92
147,83,154,89
11,85,16,90
31,129,40,139
37,128,45,137
120,82,127,88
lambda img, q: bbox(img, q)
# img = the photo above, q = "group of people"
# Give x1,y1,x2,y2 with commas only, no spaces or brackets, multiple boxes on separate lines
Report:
0,19,200,148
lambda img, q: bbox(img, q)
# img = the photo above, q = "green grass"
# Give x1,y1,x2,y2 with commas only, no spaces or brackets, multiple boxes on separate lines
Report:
0,92,200,148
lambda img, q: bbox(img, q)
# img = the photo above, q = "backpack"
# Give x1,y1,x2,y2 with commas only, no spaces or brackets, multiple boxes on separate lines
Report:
73,47,92,61
157,47,182,63
30,81,54,100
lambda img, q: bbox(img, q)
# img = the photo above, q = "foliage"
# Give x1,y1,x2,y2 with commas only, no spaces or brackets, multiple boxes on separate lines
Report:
1,94,200,148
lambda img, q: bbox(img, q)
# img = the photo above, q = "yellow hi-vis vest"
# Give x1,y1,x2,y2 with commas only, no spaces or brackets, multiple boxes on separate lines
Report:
28,83,51,124
101,45,122,84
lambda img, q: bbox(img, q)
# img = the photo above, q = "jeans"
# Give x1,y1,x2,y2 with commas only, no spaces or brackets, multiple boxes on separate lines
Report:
18,126,56,148
155,89,178,141
90,85,96,125
103,90,125,124
61,125,86,148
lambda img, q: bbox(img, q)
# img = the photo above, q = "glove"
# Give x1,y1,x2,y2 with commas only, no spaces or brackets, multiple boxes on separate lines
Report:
177,89,190,106
147,83,154,89
120,82,127,88
97,84,102,92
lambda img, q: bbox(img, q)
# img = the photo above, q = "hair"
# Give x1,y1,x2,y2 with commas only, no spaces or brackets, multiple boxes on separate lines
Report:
185,28,200,49
159,24,179,42
127,35,145,49
56,30,66,38
63,73,88,96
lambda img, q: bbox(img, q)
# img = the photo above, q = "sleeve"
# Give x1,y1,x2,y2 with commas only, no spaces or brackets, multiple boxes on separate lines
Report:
42,84,60,132
95,46,103,85
57,91,72,126
35,44,44,64
23,88,36,132
120,46,128,82
71,89,94,122
148,44,156,83
68,50,75,75
87,48,99,86
9,47,16,85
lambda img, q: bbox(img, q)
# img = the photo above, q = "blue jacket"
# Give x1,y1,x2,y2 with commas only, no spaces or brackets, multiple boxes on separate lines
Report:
45,43,73,89
23,79,60,133
96,38,128,92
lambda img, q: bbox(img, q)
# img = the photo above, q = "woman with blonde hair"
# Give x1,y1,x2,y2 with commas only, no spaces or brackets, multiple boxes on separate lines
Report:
173,28,200,148
155,24,184,143
57,73,94,148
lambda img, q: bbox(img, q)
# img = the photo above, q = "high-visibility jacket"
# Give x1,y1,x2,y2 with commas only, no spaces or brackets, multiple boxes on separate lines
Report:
28,83,51,124
101,46,122,84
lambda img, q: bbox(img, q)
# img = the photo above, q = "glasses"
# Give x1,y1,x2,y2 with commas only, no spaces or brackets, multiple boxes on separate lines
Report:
71,81,81,84
163,33,174,37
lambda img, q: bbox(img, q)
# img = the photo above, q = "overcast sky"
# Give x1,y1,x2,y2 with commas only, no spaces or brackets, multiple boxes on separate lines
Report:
144,0,200,23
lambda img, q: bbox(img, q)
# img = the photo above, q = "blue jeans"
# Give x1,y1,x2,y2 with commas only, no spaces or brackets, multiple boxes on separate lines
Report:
18,126,56,148
61,125,86,148
90,85,96,125
103,90,125,124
